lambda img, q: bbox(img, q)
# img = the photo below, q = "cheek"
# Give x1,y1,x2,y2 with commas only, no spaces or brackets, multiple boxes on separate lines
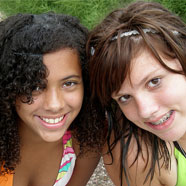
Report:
64,89,84,109
118,104,139,122
158,76,186,106
16,99,27,115
16,97,42,117
15,103,30,122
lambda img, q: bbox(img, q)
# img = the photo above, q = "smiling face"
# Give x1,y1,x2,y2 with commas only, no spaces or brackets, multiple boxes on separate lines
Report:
112,49,186,142
16,48,83,142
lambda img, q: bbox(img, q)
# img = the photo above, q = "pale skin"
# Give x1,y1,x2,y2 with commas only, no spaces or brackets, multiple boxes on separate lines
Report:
103,49,186,186
103,133,177,186
13,48,100,186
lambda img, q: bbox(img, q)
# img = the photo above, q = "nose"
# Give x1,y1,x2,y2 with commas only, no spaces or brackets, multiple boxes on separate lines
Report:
135,94,159,119
44,88,64,113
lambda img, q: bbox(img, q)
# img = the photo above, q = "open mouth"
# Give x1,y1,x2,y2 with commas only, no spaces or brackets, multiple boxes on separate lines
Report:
149,110,173,125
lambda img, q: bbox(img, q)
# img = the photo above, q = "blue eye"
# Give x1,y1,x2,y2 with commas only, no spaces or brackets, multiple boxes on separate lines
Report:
119,94,131,103
148,78,161,88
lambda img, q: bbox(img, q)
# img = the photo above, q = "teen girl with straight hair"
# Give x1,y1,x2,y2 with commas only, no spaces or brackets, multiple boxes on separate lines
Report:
87,1,186,185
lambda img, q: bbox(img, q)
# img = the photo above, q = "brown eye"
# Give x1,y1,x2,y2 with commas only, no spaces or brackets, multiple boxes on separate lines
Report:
32,86,43,96
35,86,41,91
119,94,131,103
63,81,77,88
148,78,161,88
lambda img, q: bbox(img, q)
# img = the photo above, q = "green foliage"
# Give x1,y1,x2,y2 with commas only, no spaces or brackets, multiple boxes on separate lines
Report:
0,0,185,29
153,0,186,22
0,0,127,29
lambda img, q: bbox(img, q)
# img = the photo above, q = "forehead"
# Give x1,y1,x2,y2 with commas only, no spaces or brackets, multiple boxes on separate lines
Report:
43,48,81,78
125,49,180,88
129,50,160,82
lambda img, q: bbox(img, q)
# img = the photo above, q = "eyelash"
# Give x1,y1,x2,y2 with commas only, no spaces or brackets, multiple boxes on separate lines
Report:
63,81,78,88
147,77,161,88
32,85,44,92
35,86,41,91
32,86,44,96
118,77,161,104
32,81,79,92
118,94,131,104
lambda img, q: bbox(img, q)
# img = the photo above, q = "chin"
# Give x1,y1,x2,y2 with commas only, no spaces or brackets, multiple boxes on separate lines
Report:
41,134,64,143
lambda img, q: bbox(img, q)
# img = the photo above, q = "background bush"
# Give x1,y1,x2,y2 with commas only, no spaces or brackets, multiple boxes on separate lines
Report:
0,0,185,29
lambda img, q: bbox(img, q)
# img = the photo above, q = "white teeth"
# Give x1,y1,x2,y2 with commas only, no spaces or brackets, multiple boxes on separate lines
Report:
151,111,173,125
49,119,54,123
55,118,59,123
41,116,64,124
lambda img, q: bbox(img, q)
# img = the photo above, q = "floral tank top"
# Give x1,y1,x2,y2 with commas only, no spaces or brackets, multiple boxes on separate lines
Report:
0,130,76,186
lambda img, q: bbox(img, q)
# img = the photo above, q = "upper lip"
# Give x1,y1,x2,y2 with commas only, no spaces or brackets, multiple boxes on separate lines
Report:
38,114,66,119
145,111,171,123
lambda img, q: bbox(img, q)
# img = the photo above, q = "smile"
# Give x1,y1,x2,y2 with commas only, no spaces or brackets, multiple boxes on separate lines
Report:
40,116,64,124
150,110,173,125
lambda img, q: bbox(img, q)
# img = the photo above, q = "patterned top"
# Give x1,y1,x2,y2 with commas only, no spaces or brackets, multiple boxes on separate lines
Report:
54,130,76,185
0,130,76,186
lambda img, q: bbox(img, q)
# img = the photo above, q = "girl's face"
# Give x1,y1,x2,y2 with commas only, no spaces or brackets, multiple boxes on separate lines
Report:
16,49,83,142
112,49,186,142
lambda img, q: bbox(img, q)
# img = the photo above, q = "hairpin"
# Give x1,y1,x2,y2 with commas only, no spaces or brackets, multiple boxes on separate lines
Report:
90,46,95,56
91,28,179,56
111,28,157,40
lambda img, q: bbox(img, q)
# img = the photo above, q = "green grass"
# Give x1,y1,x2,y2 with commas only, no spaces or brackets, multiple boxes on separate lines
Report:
0,0,185,29
154,0,186,22
0,0,127,29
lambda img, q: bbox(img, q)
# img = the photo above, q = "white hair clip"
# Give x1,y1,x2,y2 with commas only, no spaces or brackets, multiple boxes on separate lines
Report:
111,28,157,40
91,29,179,56
172,30,179,35
91,46,95,56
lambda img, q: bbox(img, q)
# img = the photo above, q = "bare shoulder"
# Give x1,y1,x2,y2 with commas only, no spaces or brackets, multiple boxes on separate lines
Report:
67,136,100,186
102,133,177,186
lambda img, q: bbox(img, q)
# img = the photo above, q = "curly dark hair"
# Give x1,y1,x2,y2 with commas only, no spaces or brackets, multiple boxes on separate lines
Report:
0,13,106,174
87,1,186,185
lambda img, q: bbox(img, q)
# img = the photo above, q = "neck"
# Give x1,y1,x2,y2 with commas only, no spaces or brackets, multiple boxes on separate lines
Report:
177,132,186,152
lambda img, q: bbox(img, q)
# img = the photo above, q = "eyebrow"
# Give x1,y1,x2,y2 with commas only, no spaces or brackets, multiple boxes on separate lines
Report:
133,68,161,87
113,68,161,98
62,75,81,81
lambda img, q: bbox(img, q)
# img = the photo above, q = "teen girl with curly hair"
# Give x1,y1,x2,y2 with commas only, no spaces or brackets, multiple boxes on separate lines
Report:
0,12,105,186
